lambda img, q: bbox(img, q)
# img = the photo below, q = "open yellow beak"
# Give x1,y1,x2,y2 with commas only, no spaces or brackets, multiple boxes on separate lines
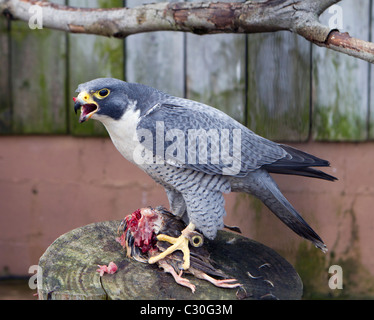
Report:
73,91,99,123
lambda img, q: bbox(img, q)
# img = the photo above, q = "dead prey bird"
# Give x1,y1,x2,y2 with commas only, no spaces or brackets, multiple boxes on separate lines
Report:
117,206,241,293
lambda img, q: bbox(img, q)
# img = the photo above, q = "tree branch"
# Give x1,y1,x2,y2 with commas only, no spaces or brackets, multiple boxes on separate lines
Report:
1,0,373,63
316,31,374,63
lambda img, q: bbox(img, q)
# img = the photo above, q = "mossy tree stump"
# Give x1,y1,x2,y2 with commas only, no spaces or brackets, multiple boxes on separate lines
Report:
38,221,302,300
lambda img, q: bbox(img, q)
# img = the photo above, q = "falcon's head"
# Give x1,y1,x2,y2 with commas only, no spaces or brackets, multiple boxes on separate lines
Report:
73,78,165,123
73,78,130,123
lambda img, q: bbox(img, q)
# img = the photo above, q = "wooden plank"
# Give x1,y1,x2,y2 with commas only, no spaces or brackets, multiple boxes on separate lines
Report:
0,15,11,133
312,1,370,141
10,0,67,134
186,33,246,124
125,0,185,97
68,0,124,136
246,32,311,141
185,0,246,124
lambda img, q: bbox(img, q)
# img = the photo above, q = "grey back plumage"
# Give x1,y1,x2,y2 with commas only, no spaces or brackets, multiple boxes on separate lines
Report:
137,97,288,177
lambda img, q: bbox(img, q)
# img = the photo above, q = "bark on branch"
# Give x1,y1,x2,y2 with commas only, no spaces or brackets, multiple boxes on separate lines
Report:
1,0,374,63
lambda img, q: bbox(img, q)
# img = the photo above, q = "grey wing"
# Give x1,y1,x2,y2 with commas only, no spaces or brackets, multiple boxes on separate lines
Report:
136,99,287,177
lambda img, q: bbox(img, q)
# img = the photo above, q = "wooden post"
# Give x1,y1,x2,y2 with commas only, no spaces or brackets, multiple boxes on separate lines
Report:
313,1,371,141
68,0,124,137
38,220,303,300
10,0,67,134
0,13,11,133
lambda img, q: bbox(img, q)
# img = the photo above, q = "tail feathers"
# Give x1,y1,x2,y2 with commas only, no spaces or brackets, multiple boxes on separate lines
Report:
263,144,338,182
255,171,327,252
266,166,337,182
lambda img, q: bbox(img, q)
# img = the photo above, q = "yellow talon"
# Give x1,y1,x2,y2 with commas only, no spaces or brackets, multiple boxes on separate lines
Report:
156,234,179,244
148,223,195,270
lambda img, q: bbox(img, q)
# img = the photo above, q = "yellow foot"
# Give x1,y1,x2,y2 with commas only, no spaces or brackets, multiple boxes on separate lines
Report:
148,223,195,270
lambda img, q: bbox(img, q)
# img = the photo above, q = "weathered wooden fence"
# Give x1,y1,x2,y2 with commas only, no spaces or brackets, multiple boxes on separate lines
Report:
0,0,371,141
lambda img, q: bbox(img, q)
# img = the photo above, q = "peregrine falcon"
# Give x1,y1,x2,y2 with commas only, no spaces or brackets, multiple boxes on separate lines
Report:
74,78,336,270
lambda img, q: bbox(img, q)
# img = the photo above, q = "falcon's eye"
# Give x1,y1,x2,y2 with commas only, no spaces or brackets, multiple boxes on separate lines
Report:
95,88,110,99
